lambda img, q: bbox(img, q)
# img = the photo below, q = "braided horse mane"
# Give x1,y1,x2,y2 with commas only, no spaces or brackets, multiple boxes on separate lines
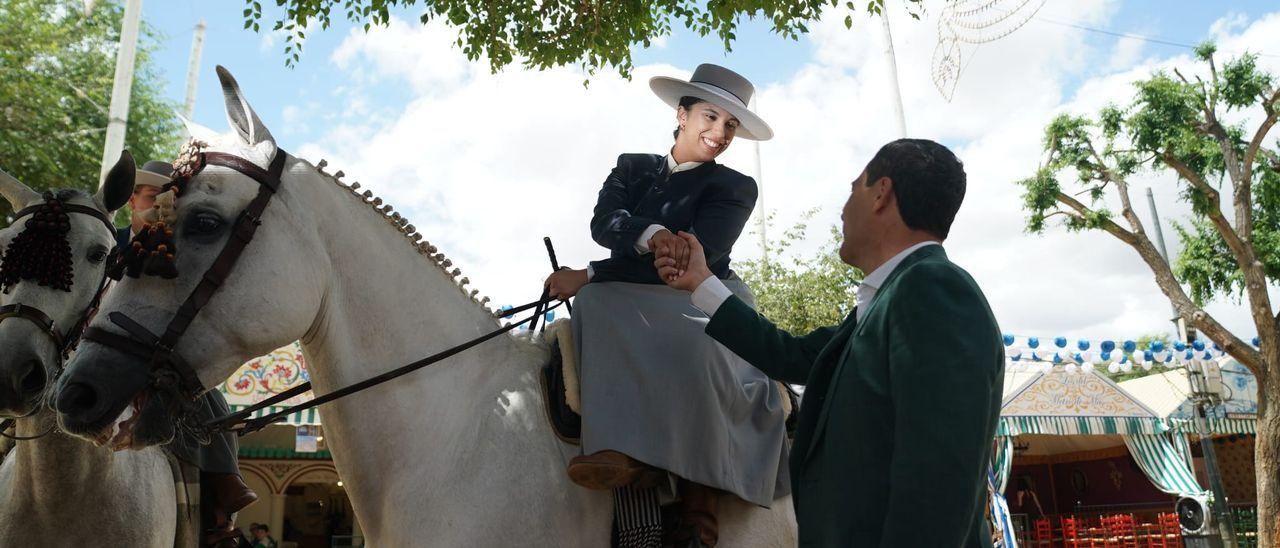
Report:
305,156,499,316
143,128,499,319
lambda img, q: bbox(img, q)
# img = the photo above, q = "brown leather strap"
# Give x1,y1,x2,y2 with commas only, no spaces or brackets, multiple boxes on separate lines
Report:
203,152,282,193
11,202,116,237
0,303,63,350
86,149,287,402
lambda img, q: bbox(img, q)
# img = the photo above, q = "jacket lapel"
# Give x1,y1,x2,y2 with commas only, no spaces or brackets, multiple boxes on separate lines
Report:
798,245,948,466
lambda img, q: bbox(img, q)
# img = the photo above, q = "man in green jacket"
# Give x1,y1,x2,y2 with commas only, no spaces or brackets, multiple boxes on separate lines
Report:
656,139,1004,547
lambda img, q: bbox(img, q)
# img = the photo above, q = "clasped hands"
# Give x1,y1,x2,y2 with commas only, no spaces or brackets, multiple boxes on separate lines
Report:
543,229,712,301
652,230,713,292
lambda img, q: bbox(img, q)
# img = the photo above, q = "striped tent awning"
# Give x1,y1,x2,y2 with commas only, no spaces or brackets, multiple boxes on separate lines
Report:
227,404,321,426
997,415,1168,436
1123,433,1204,496
1168,417,1257,435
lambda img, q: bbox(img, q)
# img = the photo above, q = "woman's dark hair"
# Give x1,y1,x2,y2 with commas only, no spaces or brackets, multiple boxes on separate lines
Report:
673,96,706,140
863,138,967,239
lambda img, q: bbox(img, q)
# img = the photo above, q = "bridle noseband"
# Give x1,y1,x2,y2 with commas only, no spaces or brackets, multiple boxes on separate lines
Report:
81,144,287,406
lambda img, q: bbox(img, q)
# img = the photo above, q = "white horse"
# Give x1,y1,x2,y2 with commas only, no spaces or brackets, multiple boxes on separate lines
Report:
0,159,180,547
52,67,797,547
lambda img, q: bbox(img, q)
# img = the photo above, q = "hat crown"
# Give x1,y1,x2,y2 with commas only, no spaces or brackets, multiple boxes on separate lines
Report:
689,64,753,108
140,161,174,176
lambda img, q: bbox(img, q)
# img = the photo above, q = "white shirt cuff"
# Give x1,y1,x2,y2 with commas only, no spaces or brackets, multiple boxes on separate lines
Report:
691,276,733,316
585,264,594,281
634,224,667,254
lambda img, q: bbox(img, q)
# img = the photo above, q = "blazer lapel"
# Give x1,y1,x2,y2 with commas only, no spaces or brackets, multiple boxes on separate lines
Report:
799,245,948,466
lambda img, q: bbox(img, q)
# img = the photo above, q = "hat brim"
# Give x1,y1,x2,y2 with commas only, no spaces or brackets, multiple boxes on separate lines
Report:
649,77,773,141
134,169,170,189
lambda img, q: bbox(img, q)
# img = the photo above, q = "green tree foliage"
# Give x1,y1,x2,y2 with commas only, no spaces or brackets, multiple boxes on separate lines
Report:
736,210,861,335
0,0,180,225
1017,43,1279,544
243,0,922,74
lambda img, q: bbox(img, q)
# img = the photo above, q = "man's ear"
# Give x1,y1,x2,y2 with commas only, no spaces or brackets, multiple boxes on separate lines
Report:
870,176,893,213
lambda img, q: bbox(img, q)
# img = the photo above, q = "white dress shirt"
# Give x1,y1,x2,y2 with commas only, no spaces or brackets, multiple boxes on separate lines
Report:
691,241,942,321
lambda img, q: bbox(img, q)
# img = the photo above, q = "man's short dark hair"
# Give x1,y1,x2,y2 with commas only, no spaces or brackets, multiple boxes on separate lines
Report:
864,138,966,239
259,524,270,533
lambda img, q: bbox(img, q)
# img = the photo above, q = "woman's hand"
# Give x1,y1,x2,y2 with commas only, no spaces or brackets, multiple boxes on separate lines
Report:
655,232,713,292
648,229,691,273
544,268,589,300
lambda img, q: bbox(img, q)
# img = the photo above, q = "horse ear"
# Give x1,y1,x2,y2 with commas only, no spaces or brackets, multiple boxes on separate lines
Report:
0,165,41,211
176,111,220,143
216,65,275,147
95,150,136,213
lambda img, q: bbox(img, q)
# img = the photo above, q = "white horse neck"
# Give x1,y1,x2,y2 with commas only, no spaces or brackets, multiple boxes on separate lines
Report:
287,164,582,542
6,411,113,504
0,410,177,547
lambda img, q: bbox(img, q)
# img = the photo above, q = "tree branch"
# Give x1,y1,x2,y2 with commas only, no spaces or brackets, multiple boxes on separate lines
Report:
1056,190,1267,375
1242,86,1280,188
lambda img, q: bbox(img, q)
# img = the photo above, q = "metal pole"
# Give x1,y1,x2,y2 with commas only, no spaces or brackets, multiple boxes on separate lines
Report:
881,11,908,138
750,96,767,262
1145,188,1181,328
98,0,143,185
183,19,207,121
1148,187,1238,544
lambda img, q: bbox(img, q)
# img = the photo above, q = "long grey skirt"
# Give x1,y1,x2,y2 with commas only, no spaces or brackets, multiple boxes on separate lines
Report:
572,279,791,507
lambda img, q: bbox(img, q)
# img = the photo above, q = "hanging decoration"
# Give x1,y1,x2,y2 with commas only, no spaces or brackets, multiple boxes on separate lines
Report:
1001,334,1263,374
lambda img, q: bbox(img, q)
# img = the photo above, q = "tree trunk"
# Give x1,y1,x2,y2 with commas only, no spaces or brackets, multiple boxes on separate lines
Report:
1256,346,1279,547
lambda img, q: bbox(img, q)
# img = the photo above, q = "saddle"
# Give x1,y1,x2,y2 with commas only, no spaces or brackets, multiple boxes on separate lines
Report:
539,320,798,445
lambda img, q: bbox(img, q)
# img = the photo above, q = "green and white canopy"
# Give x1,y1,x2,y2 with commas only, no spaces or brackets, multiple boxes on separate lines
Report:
1000,366,1166,435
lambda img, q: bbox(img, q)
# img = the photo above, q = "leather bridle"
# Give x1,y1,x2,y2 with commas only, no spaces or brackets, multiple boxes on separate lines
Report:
81,147,287,407
0,198,116,440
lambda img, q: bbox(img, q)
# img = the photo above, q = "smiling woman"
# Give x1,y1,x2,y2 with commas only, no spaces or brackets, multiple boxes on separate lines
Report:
540,63,791,547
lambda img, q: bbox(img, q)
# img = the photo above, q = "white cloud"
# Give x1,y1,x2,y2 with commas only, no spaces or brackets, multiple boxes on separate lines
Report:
285,7,1280,344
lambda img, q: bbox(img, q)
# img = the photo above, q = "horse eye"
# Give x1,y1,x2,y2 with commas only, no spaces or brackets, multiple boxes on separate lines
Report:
87,246,109,264
185,212,225,238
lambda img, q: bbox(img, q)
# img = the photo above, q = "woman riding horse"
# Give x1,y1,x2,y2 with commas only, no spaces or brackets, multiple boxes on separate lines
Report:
544,64,790,548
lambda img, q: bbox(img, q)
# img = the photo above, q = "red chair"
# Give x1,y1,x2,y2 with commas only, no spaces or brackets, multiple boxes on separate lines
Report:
1111,514,1138,548
1062,516,1089,548
1031,518,1053,547
1154,512,1181,547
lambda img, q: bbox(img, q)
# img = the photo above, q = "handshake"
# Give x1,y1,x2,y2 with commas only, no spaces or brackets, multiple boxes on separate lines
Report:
649,229,713,292
543,229,713,301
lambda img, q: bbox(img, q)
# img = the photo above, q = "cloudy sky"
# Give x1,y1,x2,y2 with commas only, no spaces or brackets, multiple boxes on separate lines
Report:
138,0,1278,344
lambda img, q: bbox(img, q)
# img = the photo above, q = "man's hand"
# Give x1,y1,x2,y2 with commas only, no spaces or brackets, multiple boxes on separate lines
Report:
648,229,690,273
654,232,713,292
544,268,588,300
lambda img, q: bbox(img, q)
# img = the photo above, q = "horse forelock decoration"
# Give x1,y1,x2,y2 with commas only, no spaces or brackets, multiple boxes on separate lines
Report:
52,65,797,546
0,190,77,293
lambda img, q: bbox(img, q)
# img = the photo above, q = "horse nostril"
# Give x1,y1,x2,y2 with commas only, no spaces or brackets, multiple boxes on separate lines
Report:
56,381,99,416
18,359,46,395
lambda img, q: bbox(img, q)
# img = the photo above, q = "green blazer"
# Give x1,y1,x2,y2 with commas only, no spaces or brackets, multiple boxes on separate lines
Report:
706,245,1004,547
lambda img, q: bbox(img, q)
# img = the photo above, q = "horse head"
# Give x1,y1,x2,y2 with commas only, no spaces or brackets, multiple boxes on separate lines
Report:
52,66,328,448
0,154,133,420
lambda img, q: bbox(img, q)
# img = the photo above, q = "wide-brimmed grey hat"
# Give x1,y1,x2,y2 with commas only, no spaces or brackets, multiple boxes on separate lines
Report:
649,64,773,141
136,160,173,189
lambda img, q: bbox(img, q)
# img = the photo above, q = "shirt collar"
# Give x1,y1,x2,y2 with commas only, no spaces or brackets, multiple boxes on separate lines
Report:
666,149,703,175
860,241,941,290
